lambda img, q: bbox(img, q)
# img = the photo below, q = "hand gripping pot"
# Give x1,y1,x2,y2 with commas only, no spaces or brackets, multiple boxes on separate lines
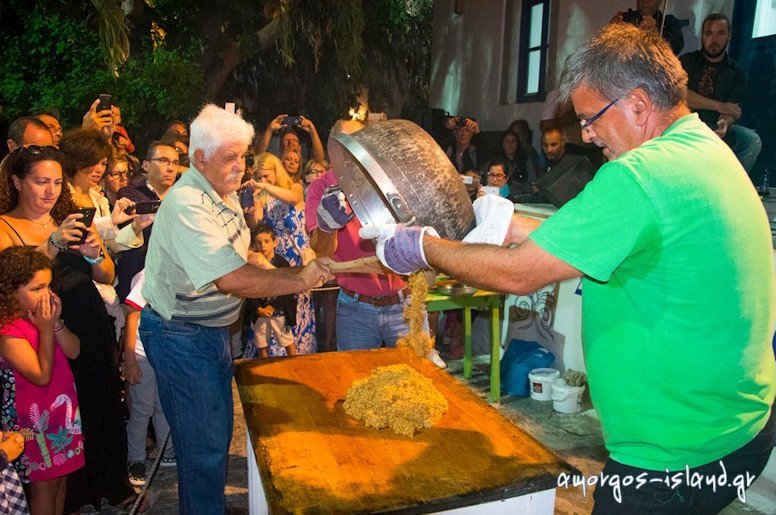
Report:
329,119,475,240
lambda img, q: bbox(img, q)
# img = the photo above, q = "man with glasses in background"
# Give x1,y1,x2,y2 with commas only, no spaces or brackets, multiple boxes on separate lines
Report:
115,141,179,300
362,23,774,513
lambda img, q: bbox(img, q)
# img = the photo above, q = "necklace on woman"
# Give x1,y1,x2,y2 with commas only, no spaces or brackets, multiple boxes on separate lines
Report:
13,208,53,229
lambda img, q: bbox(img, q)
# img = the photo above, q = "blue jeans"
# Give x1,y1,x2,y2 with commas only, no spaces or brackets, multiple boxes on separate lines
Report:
336,290,428,350
724,124,762,173
139,307,234,515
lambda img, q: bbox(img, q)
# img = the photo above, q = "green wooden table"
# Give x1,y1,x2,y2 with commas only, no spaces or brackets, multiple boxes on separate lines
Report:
426,289,504,402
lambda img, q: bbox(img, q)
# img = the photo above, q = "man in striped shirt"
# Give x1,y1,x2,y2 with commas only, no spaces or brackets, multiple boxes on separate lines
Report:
140,104,331,514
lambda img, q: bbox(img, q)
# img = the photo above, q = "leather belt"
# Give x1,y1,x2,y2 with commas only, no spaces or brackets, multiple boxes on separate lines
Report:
341,287,410,307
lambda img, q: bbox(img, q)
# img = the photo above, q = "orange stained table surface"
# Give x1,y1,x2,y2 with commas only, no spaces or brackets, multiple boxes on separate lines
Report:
235,347,574,514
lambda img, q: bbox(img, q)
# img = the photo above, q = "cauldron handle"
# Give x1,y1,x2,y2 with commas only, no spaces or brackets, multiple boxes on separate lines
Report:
333,132,416,225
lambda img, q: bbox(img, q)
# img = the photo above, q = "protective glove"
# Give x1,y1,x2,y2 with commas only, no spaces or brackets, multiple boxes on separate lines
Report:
316,186,355,233
462,195,514,245
359,224,439,275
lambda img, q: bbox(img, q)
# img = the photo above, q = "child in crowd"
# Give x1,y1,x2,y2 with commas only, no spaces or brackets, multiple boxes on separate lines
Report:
122,270,176,486
246,224,298,358
0,246,83,514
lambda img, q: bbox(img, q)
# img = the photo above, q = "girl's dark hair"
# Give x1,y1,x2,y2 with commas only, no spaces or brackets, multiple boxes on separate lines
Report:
0,246,53,328
501,129,522,147
499,130,528,168
0,145,77,224
59,128,113,178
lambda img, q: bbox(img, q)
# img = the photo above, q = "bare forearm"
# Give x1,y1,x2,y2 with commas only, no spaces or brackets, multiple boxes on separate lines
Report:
56,327,80,359
122,310,139,360
91,251,115,284
35,330,56,385
256,127,273,154
686,90,723,113
215,264,313,298
263,183,302,205
309,128,325,161
423,237,581,295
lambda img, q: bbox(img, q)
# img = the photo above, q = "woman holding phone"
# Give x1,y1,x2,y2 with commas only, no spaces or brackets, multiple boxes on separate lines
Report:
59,128,151,258
0,144,139,512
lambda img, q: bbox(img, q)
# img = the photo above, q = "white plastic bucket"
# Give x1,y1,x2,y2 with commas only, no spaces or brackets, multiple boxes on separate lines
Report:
528,368,560,401
551,378,585,413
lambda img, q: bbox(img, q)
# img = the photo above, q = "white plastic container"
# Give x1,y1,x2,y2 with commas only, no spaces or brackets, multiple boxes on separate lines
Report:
528,368,560,401
551,378,585,413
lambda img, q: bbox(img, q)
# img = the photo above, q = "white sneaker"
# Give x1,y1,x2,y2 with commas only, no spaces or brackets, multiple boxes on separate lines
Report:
426,349,447,369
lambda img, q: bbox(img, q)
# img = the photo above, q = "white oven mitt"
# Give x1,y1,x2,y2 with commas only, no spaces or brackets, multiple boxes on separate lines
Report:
462,195,514,246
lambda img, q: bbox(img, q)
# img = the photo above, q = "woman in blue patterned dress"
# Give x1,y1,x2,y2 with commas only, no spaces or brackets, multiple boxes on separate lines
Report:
244,153,316,356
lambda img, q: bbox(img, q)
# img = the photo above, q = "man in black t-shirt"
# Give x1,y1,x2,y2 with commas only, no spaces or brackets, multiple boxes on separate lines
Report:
680,13,762,173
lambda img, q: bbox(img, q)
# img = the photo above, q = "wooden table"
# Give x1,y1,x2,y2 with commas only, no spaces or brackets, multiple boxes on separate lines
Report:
426,289,504,402
236,348,573,514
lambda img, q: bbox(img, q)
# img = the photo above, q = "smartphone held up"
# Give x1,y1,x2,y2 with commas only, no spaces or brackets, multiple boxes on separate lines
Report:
97,94,113,113
124,200,161,215
239,188,254,210
76,207,97,245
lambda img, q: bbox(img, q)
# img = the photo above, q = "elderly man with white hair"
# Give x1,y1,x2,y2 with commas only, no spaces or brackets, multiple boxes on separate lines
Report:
139,104,331,513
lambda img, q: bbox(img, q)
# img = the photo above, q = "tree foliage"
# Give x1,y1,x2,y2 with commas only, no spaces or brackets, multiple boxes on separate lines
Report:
0,5,112,123
0,0,432,147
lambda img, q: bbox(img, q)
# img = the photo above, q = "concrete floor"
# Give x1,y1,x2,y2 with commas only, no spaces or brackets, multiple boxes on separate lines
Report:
127,355,774,514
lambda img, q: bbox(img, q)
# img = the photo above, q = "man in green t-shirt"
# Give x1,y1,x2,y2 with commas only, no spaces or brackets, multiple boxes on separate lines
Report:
362,23,775,513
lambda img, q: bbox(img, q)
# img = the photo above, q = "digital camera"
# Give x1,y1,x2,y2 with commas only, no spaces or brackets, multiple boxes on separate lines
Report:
622,9,642,25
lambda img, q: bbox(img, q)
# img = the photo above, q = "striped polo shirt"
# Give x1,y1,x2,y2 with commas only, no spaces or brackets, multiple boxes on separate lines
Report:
142,165,250,327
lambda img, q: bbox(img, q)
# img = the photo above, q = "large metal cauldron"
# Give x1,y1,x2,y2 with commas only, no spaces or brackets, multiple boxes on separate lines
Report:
329,119,475,240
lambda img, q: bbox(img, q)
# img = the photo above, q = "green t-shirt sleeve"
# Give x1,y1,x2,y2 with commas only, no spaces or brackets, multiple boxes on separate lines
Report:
530,163,659,282
167,200,247,290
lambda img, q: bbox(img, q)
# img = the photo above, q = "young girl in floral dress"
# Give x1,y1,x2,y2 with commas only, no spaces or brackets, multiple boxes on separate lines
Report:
0,246,82,514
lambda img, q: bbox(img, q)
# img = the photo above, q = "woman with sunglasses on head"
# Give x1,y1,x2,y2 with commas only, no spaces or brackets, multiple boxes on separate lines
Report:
0,145,140,512
0,146,103,265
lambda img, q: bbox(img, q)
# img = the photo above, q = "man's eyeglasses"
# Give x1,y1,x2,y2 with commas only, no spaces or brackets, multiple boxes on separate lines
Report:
579,98,619,132
107,171,129,180
149,157,180,167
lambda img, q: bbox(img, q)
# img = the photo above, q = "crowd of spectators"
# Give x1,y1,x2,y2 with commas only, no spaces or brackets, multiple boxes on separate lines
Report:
0,9,765,510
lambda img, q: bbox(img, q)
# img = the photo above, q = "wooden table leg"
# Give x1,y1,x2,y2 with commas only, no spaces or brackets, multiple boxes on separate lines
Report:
463,307,472,379
490,305,501,403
